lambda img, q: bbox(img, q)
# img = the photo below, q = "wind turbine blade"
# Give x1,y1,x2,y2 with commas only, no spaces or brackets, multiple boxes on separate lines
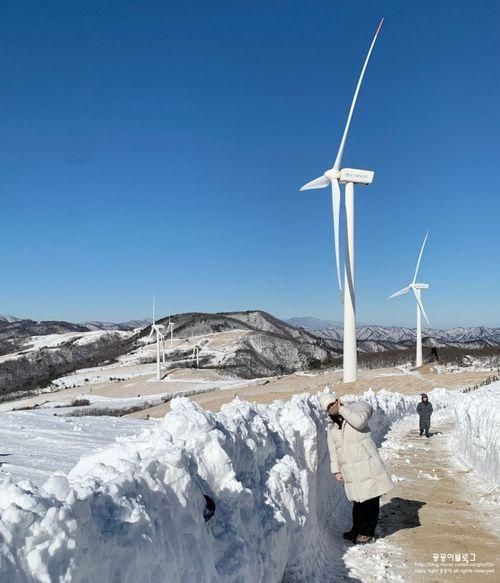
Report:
152,296,156,325
388,285,410,299
148,327,155,339
413,231,429,284
300,175,330,191
413,287,431,327
333,18,383,171
330,179,342,294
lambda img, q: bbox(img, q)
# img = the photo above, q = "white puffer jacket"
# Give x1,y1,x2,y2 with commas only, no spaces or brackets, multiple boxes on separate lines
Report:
327,400,394,503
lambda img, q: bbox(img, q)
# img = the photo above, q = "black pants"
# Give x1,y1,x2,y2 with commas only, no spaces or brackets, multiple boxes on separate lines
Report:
351,496,380,537
419,421,430,437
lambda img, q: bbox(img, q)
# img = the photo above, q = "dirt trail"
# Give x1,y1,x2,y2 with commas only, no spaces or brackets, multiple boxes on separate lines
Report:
127,366,492,418
344,414,498,582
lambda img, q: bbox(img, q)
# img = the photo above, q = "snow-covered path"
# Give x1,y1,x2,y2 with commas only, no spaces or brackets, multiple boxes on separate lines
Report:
344,411,498,582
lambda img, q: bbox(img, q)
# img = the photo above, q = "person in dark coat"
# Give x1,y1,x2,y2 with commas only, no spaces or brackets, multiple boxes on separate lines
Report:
417,393,433,437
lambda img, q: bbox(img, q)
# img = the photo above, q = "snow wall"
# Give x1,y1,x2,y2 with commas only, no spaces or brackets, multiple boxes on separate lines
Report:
452,382,500,488
0,388,451,583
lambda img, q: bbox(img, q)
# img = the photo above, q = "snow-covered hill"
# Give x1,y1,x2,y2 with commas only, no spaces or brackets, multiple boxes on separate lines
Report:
0,319,91,355
134,310,343,378
0,314,23,324
0,329,135,397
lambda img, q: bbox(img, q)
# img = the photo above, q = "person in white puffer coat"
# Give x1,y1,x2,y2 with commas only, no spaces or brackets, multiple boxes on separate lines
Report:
319,392,394,544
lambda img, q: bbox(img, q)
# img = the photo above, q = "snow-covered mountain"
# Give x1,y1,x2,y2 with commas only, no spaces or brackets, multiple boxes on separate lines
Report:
0,314,23,324
287,317,500,348
81,319,150,331
3,310,500,399
0,311,342,397
286,316,343,330
140,310,343,378
0,316,149,333
0,318,90,355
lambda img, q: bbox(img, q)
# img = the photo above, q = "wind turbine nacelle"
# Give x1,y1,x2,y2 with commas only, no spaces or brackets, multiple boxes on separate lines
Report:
339,168,374,185
414,283,429,290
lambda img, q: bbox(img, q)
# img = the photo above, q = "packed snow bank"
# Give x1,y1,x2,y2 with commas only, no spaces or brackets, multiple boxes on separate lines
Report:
452,382,500,488
0,388,451,582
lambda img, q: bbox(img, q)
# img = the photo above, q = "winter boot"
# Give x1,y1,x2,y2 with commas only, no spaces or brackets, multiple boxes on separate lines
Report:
355,534,374,544
343,531,356,541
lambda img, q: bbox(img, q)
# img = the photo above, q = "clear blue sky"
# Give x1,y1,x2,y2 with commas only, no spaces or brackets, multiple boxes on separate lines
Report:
1,0,499,328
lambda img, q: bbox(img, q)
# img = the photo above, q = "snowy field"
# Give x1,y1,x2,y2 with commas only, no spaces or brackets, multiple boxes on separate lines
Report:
0,383,498,582
0,411,145,485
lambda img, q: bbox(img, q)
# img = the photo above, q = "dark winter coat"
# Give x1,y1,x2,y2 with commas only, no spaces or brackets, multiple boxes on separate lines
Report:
416,401,433,429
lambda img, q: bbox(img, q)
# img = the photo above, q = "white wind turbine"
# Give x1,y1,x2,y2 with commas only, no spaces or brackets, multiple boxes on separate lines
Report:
148,297,165,380
300,19,384,383
166,316,175,347
192,345,200,368
388,233,431,368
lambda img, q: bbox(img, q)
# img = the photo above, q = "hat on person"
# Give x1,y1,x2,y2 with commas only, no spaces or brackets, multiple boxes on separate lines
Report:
318,392,337,411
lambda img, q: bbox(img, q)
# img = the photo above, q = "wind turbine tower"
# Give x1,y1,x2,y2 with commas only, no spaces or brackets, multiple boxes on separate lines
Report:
388,233,431,368
300,19,384,383
148,297,165,380
166,316,175,347
192,345,200,368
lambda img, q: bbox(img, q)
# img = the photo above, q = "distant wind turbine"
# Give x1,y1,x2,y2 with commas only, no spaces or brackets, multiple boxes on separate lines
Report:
300,18,384,383
148,297,165,380
166,316,175,347
192,345,200,368
388,233,431,368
